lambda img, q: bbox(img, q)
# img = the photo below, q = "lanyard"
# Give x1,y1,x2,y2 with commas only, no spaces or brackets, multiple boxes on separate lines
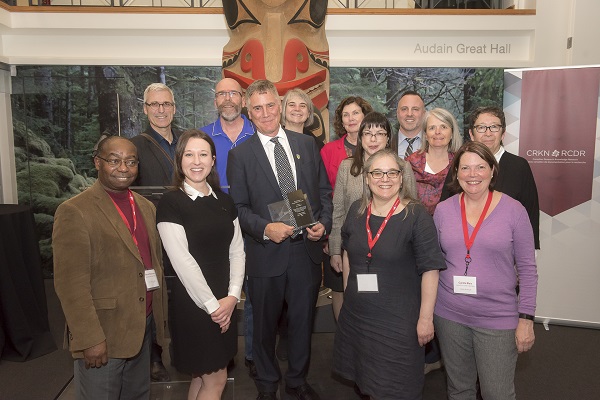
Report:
110,189,139,248
365,197,400,269
460,190,493,276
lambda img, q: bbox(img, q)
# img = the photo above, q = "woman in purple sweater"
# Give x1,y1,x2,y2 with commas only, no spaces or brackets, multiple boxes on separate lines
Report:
433,141,538,400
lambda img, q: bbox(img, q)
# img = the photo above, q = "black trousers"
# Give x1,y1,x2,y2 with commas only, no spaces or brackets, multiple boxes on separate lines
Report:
248,241,321,393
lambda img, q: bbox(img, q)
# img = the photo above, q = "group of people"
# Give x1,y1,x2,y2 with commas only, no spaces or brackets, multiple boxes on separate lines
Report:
52,78,539,400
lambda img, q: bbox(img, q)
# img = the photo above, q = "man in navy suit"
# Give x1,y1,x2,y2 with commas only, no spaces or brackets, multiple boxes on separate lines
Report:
227,80,332,400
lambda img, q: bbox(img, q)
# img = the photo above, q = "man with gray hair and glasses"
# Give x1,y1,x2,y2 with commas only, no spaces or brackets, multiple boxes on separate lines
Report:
131,83,180,187
131,82,180,382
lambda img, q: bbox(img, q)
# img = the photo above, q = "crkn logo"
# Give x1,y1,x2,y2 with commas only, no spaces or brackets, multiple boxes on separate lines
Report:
526,150,586,157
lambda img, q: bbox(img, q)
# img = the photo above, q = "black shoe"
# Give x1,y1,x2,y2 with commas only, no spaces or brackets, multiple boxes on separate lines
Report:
285,383,320,400
276,336,288,361
245,358,257,379
150,361,170,382
257,392,278,400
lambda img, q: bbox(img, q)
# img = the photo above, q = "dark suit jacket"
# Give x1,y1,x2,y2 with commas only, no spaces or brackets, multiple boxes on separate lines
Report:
227,128,333,278
131,129,178,186
53,181,168,359
440,150,540,249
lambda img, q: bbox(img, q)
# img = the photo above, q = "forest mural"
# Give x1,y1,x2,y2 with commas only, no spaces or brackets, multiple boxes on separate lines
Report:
11,65,503,274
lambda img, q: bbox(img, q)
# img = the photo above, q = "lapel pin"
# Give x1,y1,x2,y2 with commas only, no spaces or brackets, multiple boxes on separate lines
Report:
296,154,300,160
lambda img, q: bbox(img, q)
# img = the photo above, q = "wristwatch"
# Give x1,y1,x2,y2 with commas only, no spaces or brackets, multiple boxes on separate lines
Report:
518,313,534,321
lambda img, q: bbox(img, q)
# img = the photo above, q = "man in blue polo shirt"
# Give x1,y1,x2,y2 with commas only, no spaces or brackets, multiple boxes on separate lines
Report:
201,78,255,193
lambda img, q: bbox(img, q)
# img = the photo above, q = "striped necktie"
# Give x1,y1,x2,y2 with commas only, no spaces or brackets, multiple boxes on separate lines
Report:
271,137,299,236
405,137,417,158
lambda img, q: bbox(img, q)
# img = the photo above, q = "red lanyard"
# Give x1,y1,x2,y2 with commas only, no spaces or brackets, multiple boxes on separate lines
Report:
111,190,139,248
460,190,493,276
366,197,400,267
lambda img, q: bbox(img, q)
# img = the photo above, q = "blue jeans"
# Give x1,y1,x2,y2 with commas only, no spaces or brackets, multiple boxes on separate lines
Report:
244,278,253,360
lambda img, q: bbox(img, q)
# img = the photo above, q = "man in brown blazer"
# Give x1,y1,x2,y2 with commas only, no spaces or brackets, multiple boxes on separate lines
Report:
53,136,167,399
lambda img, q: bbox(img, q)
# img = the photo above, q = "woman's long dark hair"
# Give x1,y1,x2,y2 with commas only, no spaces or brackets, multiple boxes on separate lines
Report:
172,129,222,194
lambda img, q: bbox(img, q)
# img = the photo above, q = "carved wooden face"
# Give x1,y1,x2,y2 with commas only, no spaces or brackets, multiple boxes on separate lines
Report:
222,0,330,139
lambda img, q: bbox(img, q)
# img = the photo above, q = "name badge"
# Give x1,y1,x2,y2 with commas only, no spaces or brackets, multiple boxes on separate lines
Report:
453,275,477,295
145,269,160,291
357,274,379,293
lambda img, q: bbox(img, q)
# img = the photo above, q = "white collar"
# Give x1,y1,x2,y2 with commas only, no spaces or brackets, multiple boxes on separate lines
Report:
256,126,286,147
494,146,505,162
182,181,218,201
397,129,422,142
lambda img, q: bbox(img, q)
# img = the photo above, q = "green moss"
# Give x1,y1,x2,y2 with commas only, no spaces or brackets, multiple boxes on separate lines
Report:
16,162,74,198
34,212,54,238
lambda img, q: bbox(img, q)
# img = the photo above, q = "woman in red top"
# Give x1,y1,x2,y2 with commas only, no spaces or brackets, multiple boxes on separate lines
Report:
320,97,373,188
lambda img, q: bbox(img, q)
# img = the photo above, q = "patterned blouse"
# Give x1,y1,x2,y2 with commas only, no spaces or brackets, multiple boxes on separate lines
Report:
406,151,454,216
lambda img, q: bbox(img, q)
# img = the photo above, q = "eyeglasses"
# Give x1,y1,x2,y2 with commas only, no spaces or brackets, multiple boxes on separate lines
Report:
96,156,139,168
368,169,402,179
474,124,502,133
363,132,388,139
145,101,175,110
215,90,242,99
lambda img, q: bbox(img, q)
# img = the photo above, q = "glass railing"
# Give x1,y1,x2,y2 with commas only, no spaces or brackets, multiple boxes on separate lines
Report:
6,0,535,10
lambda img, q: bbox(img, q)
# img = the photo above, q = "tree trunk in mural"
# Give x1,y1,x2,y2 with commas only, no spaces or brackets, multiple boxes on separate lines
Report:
93,66,141,138
94,66,120,137
33,67,62,156
65,75,73,152
158,66,166,84
35,67,54,125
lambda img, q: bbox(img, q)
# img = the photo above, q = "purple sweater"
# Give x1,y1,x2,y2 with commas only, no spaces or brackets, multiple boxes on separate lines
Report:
433,193,538,330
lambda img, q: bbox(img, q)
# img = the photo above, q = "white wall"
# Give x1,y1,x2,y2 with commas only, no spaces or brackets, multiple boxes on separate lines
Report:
1,3,599,202
571,0,600,65
1,3,598,68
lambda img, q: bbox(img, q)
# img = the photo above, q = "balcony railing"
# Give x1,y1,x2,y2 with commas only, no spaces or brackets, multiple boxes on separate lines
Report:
5,0,533,10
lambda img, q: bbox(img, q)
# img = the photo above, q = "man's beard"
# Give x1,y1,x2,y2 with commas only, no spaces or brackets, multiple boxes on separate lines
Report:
218,102,242,122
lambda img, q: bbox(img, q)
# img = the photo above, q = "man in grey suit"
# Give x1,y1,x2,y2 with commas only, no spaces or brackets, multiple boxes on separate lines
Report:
227,80,332,400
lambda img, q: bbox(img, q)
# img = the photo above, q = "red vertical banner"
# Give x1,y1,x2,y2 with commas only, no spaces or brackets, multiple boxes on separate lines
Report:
519,68,600,216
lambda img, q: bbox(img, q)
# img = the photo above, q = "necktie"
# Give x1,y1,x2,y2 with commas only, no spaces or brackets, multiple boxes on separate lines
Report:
270,137,299,235
405,137,417,158
271,137,296,195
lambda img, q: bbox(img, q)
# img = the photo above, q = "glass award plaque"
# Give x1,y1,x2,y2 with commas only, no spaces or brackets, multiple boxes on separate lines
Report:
268,189,317,229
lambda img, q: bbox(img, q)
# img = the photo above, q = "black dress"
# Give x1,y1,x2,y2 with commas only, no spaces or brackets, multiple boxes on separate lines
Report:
156,189,238,375
333,201,446,400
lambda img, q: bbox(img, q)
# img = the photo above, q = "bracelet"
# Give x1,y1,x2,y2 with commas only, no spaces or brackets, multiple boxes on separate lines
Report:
519,313,534,321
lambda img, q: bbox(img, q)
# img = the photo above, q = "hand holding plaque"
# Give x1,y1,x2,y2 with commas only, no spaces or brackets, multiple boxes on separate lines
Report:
268,189,317,230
